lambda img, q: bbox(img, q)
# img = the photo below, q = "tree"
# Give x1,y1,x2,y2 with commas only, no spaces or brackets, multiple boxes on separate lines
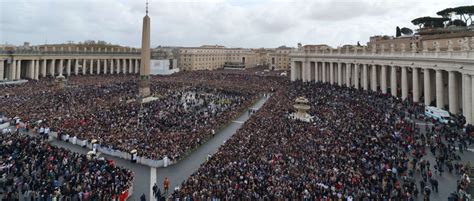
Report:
437,5,474,25
411,16,449,29
436,8,454,18
436,8,454,27
396,26,401,37
452,5,474,25
448,19,467,27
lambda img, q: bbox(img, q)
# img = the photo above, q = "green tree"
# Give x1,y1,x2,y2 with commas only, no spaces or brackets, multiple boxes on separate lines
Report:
437,5,474,25
411,17,449,29
452,5,474,25
448,19,467,27
436,8,454,19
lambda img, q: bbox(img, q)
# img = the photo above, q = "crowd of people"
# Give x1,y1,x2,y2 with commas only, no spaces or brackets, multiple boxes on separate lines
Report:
2,69,472,200
0,73,260,161
66,85,254,160
0,133,134,200
173,81,472,200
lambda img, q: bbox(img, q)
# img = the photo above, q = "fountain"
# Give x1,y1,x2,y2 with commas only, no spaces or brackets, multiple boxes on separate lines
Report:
55,75,66,89
290,96,314,122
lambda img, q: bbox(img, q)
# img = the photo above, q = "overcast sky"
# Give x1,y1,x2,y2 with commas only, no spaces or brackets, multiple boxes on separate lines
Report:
0,0,471,48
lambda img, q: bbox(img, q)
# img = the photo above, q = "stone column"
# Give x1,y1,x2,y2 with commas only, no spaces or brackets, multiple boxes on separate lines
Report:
49,59,55,77
463,74,472,124
109,59,114,74
291,61,296,81
297,63,303,80
302,61,308,82
354,64,359,89
391,66,397,97
337,63,342,86
322,62,326,83
122,59,127,74
401,66,408,100
436,70,444,109
0,60,3,80
448,71,459,114
362,64,368,90
66,59,71,76
117,59,121,74
10,59,16,80
83,59,87,75
104,59,108,74
16,60,21,80
96,59,100,74
74,59,79,75
28,60,34,79
59,59,64,76
314,61,319,82
424,69,431,106
345,63,351,86
89,59,94,75
329,62,334,85
34,60,40,80
371,65,377,92
42,60,47,77
381,65,387,93
412,67,419,103
135,59,139,74
115,59,122,74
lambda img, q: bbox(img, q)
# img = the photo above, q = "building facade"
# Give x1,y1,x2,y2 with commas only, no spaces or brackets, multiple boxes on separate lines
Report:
177,45,258,71
267,46,293,70
367,29,474,53
0,44,141,81
290,39,474,124
252,48,271,67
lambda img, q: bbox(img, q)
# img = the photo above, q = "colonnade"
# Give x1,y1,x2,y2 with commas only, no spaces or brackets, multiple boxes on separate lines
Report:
0,58,140,81
291,60,473,124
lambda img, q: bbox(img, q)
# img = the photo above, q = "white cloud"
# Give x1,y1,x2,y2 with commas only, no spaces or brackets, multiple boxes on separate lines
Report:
0,0,471,48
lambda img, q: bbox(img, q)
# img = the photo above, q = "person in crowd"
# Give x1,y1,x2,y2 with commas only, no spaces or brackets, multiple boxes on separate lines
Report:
163,177,170,194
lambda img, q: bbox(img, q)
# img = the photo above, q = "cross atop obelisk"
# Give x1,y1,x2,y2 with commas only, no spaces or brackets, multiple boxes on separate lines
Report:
139,0,151,97
146,0,149,15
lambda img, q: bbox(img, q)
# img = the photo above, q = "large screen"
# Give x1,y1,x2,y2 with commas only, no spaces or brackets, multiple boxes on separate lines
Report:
150,60,179,75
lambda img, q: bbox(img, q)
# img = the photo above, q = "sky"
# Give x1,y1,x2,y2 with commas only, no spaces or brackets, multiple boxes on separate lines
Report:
0,0,471,48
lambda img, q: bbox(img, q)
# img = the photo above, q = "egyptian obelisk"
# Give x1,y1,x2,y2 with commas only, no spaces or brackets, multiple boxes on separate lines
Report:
139,1,151,97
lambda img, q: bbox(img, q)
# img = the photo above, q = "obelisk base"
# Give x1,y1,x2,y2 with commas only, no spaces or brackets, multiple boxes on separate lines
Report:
138,78,151,97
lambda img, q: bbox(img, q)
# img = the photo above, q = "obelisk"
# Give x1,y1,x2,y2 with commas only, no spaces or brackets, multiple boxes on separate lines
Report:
139,1,151,97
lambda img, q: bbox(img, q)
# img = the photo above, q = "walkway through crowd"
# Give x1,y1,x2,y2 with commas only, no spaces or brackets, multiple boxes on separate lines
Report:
153,95,269,199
